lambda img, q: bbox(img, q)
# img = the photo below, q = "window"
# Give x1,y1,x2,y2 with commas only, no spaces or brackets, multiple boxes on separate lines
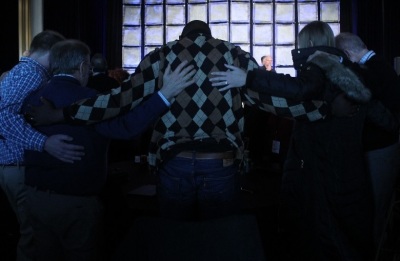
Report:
122,0,340,76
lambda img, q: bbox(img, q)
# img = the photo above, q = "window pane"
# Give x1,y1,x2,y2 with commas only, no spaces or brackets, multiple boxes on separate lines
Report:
320,2,340,22
145,26,163,45
211,23,229,41
189,4,207,21
166,5,185,24
166,25,184,42
166,0,185,3
124,0,140,4
210,2,228,22
275,3,294,22
145,5,163,25
123,47,141,67
275,45,295,66
298,3,318,22
123,6,141,26
231,24,250,44
328,22,340,36
276,24,295,44
253,24,273,45
123,27,141,46
253,3,273,23
231,2,250,22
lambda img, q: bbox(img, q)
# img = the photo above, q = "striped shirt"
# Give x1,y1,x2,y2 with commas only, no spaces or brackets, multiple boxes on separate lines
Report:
0,57,49,164
64,34,328,166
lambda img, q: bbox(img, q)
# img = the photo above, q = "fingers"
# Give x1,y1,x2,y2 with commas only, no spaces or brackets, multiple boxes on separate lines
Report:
174,60,189,72
211,80,228,87
182,64,195,75
164,63,171,76
175,61,195,79
224,64,238,71
55,134,73,142
218,86,232,92
210,72,227,77
45,135,85,163
56,145,85,163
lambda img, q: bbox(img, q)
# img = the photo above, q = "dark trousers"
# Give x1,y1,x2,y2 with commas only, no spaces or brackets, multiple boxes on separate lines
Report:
26,187,104,261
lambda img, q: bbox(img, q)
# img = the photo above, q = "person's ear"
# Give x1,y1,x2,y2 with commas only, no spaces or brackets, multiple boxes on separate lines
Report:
79,61,85,76
343,50,351,58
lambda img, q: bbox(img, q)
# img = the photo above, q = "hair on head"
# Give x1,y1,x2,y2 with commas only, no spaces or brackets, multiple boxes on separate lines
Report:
180,20,211,38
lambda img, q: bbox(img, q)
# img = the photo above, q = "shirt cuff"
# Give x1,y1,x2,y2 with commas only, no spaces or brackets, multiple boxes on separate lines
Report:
157,91,171,107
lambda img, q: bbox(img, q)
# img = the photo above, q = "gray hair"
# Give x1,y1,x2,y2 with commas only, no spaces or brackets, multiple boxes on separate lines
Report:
50,39,91,75
335,32,367,53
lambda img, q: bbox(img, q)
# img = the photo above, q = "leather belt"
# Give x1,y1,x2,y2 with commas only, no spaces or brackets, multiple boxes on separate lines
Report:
176,151,235,160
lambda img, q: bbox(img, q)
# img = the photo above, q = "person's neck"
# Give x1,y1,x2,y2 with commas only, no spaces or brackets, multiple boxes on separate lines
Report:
28,51,50,69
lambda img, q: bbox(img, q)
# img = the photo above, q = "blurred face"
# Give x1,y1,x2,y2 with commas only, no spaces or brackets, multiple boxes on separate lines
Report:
262,56,273,68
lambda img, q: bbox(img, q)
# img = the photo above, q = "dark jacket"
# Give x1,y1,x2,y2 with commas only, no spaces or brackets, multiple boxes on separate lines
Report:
361,54,400,150
87,72,120,93
247,46,374,260
23,75,167,196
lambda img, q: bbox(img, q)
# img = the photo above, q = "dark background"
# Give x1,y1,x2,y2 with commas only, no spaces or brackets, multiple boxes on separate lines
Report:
1,0,400,73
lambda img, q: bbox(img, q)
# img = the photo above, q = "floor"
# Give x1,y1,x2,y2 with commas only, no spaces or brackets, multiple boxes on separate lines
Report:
1,161,400,261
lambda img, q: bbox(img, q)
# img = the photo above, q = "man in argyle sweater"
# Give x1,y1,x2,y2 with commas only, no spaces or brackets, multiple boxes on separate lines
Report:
34,20,329,220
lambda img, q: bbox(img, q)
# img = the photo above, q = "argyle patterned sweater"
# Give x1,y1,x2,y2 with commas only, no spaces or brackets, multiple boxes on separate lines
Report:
64,33,329,166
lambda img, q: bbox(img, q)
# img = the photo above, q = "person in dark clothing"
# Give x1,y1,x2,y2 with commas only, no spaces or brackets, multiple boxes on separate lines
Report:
210,21,375,260
336,32,400,253
86,53,120,93
22,39,195,261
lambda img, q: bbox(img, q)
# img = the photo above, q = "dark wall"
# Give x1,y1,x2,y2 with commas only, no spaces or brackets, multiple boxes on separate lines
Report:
0,1,19,73
42,0,122,69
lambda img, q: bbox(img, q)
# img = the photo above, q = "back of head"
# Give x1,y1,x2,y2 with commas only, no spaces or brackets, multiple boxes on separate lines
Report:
335,32,366,53
50,39,91,75
180,20,211,38
298,21,335,48
91,53,108,73
29,30,65,55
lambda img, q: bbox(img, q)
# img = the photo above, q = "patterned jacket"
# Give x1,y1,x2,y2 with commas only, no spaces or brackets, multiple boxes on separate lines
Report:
64,33,329,166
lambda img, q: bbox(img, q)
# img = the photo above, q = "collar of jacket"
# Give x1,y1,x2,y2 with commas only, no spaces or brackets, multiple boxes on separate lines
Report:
291,46,346,70
292,46,371,103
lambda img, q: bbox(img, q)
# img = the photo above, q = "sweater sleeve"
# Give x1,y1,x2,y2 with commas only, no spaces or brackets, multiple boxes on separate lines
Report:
246,63,325,101
65,49,162,125
94,92,168,139
243,63,329,122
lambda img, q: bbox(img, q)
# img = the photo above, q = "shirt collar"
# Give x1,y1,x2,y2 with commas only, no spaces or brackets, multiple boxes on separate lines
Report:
359,50,375,65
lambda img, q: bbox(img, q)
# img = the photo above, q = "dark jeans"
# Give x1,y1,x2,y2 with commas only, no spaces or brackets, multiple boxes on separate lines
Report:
156,155,240,221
